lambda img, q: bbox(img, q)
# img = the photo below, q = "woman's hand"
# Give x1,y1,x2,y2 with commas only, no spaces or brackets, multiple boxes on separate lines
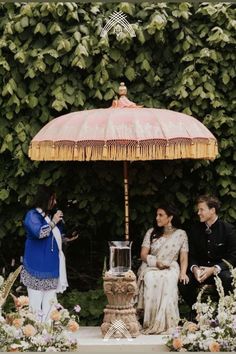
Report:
156,261,170,270
64,231,79,243
179,273,189,284
52,210,64,224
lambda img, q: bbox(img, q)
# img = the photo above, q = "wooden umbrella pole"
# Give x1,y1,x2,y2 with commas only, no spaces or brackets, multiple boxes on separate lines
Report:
124,161,129,241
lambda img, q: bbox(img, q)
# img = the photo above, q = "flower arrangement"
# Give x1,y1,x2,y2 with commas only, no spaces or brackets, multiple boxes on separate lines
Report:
166,264,236,352
0,269,80,352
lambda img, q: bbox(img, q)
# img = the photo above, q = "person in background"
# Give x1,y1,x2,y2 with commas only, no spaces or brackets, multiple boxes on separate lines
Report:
21,186,78,322
179,195,236,318
136,204,189,334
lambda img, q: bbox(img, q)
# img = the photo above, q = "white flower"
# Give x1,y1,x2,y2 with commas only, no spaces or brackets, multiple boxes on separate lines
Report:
217,311,228,324
203,329,212,337
42,328,48,335
20,340,30,350
0,275,4,287
31,335,47,346
24,311,37,322
214,327,224,334
60,308,70,320
74,304,81,313
46,347,58,352
186,333,197,342
7,325,22,338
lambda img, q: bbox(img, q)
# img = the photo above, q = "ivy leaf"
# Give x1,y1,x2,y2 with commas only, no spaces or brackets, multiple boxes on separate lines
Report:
51,99,67,111
20,16,29,28
104,89,114,101
49,23,62,34
15,21,24,33
74,31,81,42
57,39,71,52
0,189,9,201
183,40,190,51
222,72,230,85
141,59,150,71
25,68,36,79
136,28,146,44
18,131,26,142
34,23,47,36
94,89,103,100
109,49,121,62
0,59,10,71
36,60,46,72
125,66,136,81
176,192,188,204
28,95,38,109
204,82,215,92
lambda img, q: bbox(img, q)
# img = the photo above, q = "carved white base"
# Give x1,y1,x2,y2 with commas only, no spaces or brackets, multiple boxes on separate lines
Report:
101,270,141,338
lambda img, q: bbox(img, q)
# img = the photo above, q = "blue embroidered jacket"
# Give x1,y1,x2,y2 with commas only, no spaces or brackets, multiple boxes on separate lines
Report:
23,208,60,279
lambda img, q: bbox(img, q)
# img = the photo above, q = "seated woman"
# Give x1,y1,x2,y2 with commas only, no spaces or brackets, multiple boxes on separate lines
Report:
136,204,189,334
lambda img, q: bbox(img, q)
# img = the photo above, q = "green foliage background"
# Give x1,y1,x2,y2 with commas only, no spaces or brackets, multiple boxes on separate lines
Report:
0,2,235,294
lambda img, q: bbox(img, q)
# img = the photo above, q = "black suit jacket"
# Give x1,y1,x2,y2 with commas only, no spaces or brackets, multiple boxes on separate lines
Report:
188,219,236,271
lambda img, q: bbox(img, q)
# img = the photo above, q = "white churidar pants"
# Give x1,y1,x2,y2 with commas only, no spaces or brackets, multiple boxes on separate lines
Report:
27,288,57,322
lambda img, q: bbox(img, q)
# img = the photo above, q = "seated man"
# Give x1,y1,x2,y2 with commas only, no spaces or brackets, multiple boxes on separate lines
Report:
179,195,236,313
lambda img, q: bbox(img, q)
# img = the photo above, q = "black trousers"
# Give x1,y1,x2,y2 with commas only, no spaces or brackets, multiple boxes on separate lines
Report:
178,269,232,308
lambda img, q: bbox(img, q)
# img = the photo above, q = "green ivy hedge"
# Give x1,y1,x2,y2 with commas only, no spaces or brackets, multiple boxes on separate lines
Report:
0,3,235,287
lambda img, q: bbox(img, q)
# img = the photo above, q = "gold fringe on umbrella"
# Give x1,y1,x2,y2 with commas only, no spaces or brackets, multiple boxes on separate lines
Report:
29,139,218,161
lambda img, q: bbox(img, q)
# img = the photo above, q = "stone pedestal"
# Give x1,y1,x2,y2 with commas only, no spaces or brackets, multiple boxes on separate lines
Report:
101,270,140,339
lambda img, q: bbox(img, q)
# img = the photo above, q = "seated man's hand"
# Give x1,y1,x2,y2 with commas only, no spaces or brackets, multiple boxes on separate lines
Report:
198,266,214,283
192,266,203,283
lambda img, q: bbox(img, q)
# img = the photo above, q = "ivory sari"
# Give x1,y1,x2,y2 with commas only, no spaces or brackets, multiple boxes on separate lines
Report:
137,228,188,334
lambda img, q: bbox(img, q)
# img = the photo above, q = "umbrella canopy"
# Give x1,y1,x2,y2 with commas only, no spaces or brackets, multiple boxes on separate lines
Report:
28,83,218,239
29,106,217,162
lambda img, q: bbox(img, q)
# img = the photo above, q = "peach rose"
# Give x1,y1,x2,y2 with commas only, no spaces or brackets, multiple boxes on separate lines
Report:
12,318,23,328
50,309,61,321
9,344,20,352
67,319,80,332
18,296,29,307
11,294,21,309
209,341,221,352
23,324,37,337
187,322,198,332
172,337,183,350
11,294,28,309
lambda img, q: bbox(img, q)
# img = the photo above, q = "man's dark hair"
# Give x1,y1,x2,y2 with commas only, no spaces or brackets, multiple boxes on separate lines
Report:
197,195,221,214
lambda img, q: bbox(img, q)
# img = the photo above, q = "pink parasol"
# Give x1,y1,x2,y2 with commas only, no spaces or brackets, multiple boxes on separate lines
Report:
29,83,218,239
